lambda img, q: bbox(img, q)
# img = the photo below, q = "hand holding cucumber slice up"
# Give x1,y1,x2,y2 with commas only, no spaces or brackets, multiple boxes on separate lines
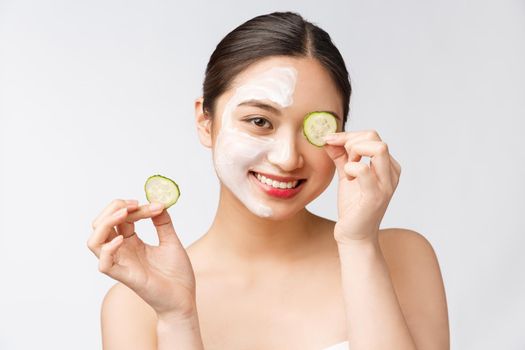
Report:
87,175,197,322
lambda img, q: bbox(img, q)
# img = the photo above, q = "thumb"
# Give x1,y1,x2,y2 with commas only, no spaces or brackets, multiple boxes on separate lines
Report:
323,144,348,179
151,209,183,246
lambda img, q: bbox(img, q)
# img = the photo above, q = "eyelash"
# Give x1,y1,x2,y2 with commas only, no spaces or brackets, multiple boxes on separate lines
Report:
246,116,273,129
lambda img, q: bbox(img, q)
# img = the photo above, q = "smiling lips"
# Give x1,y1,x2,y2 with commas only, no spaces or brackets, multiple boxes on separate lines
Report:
250,171,306,199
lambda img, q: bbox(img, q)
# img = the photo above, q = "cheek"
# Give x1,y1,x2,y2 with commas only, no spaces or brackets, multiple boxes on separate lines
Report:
213,129,271,170
309,150,336,180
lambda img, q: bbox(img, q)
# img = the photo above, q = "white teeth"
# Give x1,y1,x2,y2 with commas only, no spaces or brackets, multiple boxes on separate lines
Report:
253,172,299,189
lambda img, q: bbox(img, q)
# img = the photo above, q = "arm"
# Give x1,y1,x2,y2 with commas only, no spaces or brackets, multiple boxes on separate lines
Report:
322,130,449,349
89,199,205,349
338,237,417,350
101,283,206,350
337,229,449,350
156,311,205,350
101,283,157,349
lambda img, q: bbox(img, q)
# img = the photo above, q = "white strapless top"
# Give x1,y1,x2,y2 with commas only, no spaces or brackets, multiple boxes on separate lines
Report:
322,340,349,349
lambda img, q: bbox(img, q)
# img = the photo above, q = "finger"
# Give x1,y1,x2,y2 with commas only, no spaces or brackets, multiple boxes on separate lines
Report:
323,131,382,178
125,202,165,224
116,220,135,238
390,161,400,189
98,235,127,282
344,161,379,192
323,143,348,179
324,129,382,146
389,154,402,188
340,131,384,163
87,207,129,257
116,202,171,241
390,154,402,174
116,205,137,238
342,135,373,163
150,208,183,246
91,199,139,230
347,141,393,189
94,199,138,226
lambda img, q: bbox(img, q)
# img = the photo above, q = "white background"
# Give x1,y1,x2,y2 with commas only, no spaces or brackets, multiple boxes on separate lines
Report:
1,0,524,349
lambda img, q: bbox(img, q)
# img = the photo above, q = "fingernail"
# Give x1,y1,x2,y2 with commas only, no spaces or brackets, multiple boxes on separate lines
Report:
112,208,127,217
149,202,164,212
323,133,336,142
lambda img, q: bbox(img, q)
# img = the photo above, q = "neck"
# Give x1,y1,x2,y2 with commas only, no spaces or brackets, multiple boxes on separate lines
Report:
203,185,321,266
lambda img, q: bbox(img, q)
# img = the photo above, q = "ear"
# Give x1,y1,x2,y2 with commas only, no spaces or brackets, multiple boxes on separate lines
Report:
194,97,213,148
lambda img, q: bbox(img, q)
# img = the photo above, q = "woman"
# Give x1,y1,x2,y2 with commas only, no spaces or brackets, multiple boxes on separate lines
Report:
87,11,449,350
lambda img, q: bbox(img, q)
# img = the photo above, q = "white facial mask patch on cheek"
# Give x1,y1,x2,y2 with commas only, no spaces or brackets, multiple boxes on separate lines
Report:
213,66,298,218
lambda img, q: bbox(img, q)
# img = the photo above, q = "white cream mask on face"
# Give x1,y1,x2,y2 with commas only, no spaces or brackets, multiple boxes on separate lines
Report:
213,66,298,218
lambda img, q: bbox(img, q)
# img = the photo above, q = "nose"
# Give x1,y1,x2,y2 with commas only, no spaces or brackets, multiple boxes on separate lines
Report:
266,131,304,171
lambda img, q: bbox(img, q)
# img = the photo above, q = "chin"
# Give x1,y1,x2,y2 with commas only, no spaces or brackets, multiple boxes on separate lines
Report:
257,204,306,221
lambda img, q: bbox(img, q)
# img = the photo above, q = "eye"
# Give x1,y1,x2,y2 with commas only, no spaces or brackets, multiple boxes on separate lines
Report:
247,116,273,129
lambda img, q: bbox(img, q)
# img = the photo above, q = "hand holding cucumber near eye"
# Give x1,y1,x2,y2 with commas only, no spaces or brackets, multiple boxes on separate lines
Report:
87,175,196,320
322,131,402,244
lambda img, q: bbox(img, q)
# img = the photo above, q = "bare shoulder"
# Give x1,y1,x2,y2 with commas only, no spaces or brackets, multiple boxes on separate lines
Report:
101,282,157,349
378,227,445,278
378,227,440,259
378,228,450,350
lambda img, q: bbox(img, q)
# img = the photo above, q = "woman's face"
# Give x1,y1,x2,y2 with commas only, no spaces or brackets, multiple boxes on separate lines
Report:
207,56,344,220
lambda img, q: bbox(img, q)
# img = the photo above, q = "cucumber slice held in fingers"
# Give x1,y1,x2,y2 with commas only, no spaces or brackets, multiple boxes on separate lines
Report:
303,111,338,147
144,174,180,209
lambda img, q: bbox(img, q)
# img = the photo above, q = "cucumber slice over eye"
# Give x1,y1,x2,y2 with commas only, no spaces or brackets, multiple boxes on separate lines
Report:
303,111,338,147
144,174,180,209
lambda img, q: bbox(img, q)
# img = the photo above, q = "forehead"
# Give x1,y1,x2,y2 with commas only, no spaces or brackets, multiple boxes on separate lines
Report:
230,56,335,90
224,56,343,113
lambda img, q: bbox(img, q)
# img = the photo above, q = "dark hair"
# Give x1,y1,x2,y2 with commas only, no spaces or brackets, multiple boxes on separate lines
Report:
202,11,352,126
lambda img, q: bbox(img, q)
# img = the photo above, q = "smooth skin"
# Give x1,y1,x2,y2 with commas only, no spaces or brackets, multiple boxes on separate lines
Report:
88,56,449,350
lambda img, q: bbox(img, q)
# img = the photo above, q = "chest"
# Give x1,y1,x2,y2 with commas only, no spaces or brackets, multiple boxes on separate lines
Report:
194,263,348,350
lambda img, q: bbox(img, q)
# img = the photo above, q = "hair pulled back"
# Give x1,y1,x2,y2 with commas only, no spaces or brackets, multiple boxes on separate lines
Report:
202,11,352,125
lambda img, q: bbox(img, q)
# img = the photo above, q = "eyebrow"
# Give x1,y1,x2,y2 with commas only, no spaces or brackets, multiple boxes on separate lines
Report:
236,99,342,121
237,100,282,115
